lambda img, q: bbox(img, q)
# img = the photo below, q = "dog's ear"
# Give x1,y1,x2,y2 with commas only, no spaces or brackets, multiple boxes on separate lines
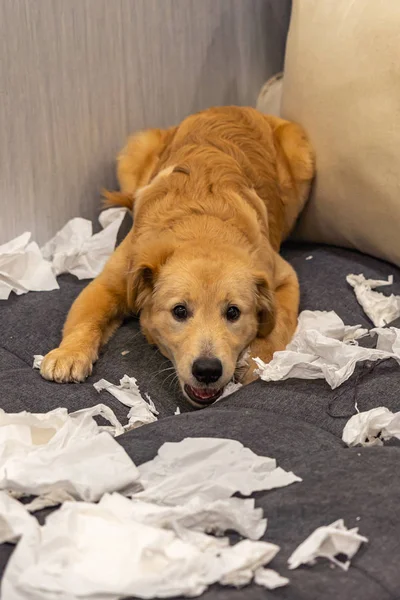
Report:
128,264,155,312
128,239,174,312
254,271,276,338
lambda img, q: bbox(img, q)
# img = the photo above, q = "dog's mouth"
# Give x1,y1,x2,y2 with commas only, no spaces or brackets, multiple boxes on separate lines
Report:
184,384,223,407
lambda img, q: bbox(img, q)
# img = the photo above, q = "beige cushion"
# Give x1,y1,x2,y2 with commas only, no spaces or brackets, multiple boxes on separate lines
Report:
281,0,400,266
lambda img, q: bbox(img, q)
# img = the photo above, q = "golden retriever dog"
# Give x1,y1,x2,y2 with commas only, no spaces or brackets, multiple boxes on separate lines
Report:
40,106,314,407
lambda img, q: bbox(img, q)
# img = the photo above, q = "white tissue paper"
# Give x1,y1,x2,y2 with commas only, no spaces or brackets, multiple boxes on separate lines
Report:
41,207,126,279
255,310,400,389
0,492,37,544
372,325,400,354
290,310,368,343
254,567,289,589
135,437,301,505
218,539,280,587
1,437,297,598
1,494,283,600
94,374,158,430
342,406,400,447
383,412,400,440
32,354,43,369
0,232,59,300
347,273,400,327
288,519,368,571
0,406,139,507
22,489,77,512
216,380,242,401
107,493,266,540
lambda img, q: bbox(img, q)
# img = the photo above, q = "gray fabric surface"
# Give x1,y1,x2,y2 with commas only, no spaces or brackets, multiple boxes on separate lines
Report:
1,242,400,599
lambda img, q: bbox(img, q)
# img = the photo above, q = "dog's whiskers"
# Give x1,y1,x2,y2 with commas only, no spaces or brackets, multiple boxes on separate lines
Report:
148,366,175,379
167,374,180,391
147,365,175,386
162,370,178,387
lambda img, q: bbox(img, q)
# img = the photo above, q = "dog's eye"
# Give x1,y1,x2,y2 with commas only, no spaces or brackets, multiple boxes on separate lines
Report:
226,306,241,322
172,305,188,321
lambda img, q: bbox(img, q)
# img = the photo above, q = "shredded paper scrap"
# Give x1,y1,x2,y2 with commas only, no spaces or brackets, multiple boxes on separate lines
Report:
0,233,58,300
0,207,126,300
343,407,400,447
288,519,368,571
41,207,127,279
94,375,159,430
255,310,400,389
347,273,400,327
0,405,138,510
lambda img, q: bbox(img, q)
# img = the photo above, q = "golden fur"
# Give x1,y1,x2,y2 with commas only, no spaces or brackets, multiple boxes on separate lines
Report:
40,106,314,406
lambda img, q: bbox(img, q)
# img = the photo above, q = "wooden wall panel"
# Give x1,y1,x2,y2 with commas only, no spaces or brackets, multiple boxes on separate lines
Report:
0,0,290,244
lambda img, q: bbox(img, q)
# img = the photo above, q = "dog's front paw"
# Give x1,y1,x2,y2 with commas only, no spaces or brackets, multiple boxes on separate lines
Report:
40,347,93,383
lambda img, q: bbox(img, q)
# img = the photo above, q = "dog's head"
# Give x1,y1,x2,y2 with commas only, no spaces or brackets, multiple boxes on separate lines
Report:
128,240,275,407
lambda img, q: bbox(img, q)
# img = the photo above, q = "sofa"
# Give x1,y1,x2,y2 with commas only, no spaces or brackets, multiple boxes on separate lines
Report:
2,226,400,598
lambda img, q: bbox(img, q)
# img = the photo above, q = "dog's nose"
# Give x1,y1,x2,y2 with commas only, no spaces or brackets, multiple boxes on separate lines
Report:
192,357,223,384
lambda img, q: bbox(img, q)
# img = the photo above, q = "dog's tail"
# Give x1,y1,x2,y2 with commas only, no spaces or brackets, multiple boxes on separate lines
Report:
102,189,134,211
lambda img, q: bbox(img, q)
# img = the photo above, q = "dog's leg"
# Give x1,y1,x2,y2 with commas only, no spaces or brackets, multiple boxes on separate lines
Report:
41,127,176,383
243,256,299,383
263,115,315,239
40,237,131,383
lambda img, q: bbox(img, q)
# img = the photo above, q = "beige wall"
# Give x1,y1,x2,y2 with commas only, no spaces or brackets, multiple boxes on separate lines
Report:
0,0,290,244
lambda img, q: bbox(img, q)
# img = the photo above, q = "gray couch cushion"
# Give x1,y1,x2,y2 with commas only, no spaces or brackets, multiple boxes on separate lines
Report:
1,243,400,599
1,243,399,435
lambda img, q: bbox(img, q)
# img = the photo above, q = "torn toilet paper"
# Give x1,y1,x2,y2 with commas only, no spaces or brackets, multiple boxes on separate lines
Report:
22,489,77,513
104,492,266,540
255,310,400,389
290,310,367,343
0,435,298,597
0,492,37,544
0,232,59,300
0,207,126,300
94,375,158,430
217,380,242,400
342,406,400,447
347,273,400,327
41,207,126,279
372,325,400,354
32,354,43,369
0,405,139,507
35,359,162,428
1,494,283,599
135,437,301,505
382,411,400,441
288,519,368,571
218,539,280,587
254,567,289,589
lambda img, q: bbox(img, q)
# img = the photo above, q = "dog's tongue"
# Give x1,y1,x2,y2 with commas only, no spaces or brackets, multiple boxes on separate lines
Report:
191,387,216,400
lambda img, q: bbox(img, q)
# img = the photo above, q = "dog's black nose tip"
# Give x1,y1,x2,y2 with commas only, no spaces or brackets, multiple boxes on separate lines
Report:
192,357,223,384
